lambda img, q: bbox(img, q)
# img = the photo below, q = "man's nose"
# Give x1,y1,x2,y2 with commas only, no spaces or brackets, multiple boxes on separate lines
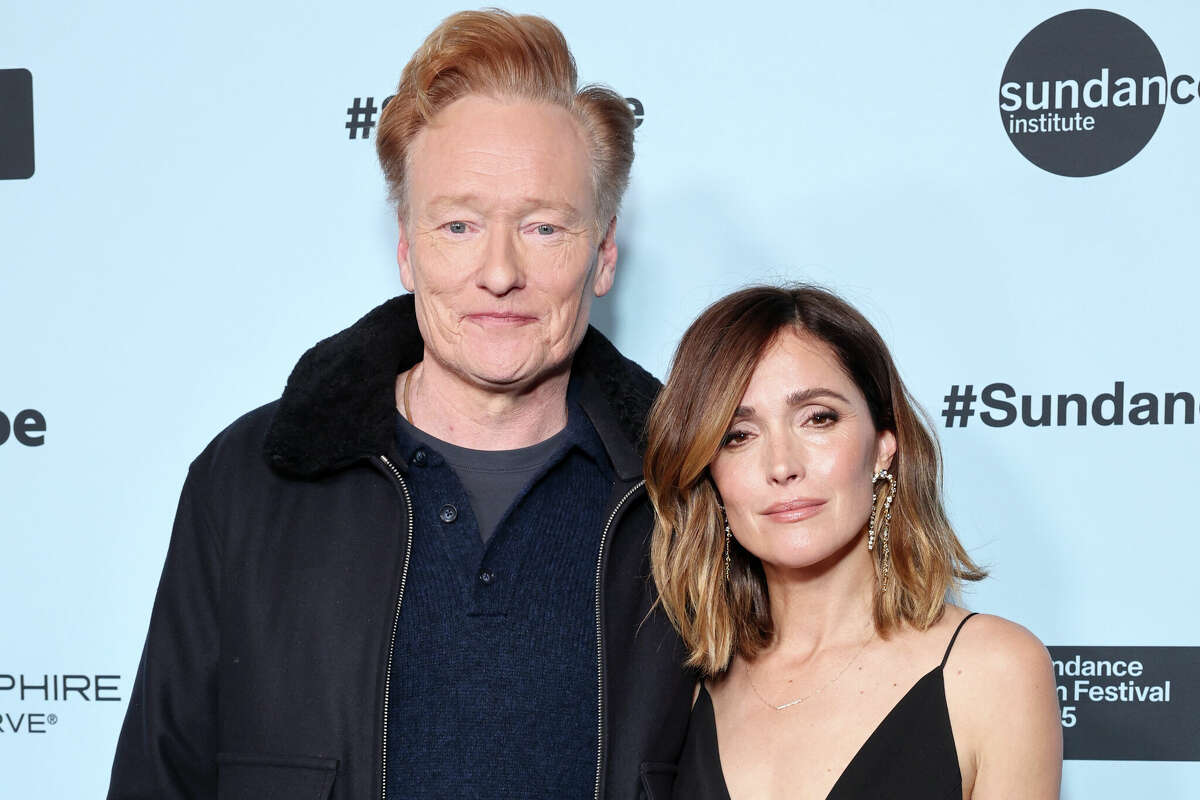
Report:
476,229,525,297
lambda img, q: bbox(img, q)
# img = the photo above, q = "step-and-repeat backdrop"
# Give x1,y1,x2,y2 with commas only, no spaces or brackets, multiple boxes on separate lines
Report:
3,1,1197,796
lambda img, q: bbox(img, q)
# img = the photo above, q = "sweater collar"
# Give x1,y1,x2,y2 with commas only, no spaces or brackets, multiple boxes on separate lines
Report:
263,294,658,481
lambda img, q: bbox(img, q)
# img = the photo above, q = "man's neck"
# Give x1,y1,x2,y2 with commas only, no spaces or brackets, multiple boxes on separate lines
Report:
395,355,570,451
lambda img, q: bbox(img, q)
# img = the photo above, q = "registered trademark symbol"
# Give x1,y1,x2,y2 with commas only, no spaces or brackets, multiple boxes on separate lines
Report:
47,714,57,725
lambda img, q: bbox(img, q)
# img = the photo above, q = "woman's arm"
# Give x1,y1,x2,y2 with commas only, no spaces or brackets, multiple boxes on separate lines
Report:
945,614,1063,800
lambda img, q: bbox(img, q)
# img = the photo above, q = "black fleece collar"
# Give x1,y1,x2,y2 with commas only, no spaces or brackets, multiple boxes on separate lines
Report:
263,294,659,481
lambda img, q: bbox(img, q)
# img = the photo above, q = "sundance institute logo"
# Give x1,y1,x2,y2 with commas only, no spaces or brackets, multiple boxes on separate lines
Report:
999,10,1197,177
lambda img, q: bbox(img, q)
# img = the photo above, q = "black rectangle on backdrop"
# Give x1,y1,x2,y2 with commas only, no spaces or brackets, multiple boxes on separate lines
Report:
1049,646,1200,761
1,69,35,180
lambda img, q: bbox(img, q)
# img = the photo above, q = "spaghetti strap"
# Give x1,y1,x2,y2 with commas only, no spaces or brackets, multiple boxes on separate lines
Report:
940,612,979,668
678,622,967,799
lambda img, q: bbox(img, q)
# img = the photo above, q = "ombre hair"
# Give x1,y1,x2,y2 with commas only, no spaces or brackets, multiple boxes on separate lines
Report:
375,9,635,231
645,285,986,677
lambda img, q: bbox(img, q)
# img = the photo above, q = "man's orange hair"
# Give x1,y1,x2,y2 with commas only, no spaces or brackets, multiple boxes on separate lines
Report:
375,9,635,229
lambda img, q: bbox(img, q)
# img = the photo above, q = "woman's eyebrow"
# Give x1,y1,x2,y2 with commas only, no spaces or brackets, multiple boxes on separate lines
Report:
787,387,851,407
732,387,850,420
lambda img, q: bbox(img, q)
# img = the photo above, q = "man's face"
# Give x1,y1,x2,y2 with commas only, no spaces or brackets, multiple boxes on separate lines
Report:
398,93,617,392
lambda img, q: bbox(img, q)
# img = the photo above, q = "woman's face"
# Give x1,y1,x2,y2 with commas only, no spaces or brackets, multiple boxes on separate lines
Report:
709,329,896,574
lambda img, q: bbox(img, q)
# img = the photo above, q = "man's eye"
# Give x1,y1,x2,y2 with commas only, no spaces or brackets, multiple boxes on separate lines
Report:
446,221,468,234
535,223,556,235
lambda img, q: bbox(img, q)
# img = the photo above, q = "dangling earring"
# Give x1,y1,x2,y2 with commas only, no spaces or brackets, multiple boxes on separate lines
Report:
723,515,732,582
868,469,897,591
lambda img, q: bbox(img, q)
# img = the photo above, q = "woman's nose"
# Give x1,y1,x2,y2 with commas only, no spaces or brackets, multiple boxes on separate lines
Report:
765,433,804,485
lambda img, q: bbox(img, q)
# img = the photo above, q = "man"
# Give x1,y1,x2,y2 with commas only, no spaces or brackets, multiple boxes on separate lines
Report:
107,10,691,800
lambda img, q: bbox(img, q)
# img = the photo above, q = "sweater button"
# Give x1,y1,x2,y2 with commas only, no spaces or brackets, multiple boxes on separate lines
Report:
438,504,458,523
478,569,495,585
411,448,427,467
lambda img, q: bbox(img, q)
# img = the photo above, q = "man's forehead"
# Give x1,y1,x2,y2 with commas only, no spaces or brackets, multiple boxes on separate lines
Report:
423,192,585,218
402,94,597,220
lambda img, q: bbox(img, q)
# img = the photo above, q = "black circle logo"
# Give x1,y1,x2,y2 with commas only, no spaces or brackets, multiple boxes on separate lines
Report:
999,10,1166,177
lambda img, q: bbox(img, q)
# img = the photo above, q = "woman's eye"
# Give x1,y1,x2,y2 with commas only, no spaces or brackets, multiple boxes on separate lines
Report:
808,410,839,427
446,221,468,234
721,430,750,448
534,223,557,235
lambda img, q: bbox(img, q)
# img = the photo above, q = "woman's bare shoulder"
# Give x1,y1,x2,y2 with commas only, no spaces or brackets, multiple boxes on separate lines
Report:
945,611,1053,682
942,610,1062,797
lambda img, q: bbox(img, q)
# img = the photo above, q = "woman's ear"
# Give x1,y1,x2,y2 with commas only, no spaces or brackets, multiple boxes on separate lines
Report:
875,429,897,474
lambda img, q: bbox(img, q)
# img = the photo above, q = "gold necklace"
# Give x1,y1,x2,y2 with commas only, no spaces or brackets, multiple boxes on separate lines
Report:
402,364,419,424
746,628,875,711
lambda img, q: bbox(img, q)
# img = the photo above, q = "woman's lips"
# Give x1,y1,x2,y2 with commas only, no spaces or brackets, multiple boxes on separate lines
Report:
761,498,826,522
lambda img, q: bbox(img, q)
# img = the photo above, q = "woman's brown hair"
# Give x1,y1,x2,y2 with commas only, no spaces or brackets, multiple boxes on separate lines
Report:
375,9,634,231
645,285,986,676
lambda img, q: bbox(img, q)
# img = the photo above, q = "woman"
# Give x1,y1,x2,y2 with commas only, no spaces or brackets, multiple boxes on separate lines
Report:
645,285,1061,799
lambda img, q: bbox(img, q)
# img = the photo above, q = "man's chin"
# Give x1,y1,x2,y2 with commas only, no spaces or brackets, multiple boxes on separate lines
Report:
459,357,537,388
462,356,571,392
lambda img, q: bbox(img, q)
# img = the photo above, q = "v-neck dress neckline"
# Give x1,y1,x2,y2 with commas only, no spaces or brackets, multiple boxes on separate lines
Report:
672,613,977,800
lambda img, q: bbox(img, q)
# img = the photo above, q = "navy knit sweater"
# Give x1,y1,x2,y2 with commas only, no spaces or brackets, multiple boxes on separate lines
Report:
385,398,614,799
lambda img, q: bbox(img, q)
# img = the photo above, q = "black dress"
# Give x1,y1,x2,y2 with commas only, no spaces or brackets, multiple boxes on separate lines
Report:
672,613,977,800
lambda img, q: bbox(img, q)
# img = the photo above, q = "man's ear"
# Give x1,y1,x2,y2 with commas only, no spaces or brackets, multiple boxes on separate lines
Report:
397,215,415,292
592,216,618,297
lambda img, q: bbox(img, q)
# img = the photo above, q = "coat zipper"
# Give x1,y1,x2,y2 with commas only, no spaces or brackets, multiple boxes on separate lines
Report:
378,455,414,800
593,479,646,800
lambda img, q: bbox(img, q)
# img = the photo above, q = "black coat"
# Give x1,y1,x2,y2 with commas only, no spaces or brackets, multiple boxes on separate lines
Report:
107,295,692,800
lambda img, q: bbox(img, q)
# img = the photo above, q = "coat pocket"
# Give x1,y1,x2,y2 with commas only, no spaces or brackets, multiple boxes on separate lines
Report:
639,761,678,800
216,752,338,800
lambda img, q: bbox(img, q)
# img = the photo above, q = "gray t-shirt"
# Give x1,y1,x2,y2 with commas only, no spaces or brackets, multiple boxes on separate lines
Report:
396,414,570,544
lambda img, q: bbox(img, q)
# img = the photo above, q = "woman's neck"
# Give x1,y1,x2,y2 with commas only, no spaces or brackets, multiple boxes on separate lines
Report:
759,534,878,658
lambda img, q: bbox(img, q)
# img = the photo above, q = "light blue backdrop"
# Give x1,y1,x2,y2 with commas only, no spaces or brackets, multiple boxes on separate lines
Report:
2,1,1197,796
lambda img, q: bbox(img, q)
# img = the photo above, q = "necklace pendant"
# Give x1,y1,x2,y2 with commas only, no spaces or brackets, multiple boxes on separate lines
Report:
748,626,877,713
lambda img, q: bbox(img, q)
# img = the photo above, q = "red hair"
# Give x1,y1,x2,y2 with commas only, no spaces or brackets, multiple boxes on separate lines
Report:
375,10,635,228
